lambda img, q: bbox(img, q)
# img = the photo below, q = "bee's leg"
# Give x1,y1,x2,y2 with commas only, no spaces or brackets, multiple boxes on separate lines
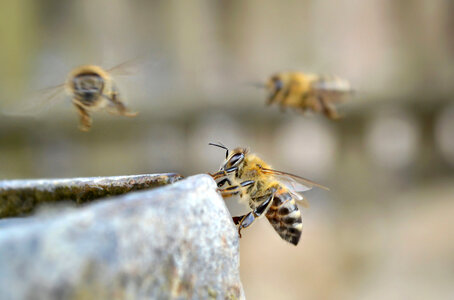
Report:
240,180,254,188
216,177,232,188
267,81,290,108
73,102,92,132
325,106,341,120
267,89,281,106
301,93,309,104
278,86,293,112
106,84,138,117
210,170,230,180
217,177,253,196
307,96,322,113
209,170,228,180
266,93,275,106
298,93,311,114
232,216,243,225
237,193,274,237
218,185,241,198
318,96,341,120
237,214,253,237
209,166,238,181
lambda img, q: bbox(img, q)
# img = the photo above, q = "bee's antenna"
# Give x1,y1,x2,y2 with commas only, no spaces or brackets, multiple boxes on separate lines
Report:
208,142,229,159
244,81,266,89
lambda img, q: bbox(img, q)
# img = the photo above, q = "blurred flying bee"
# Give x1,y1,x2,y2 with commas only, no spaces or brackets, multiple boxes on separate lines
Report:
5,61,139,131
64,64,138,131
209,143,328,246
261,72,353,120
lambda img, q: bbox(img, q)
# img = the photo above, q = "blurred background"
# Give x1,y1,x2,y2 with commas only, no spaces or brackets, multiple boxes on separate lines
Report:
1,0,454,299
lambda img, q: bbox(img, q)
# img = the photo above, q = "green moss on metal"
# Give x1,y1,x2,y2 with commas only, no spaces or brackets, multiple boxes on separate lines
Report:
0,173,183,218
207,287,218,299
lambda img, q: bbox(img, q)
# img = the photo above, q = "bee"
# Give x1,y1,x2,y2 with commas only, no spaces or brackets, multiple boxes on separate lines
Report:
209,143,329,246
64,64,138,131
5,62,138,131
264,72,353,120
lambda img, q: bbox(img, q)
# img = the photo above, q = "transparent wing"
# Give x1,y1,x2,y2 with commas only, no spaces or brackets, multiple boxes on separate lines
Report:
2,83,67,117
313,76,350,90
288,190,310,208
261,168,329,191
106,55,156,77
311,75,353,103
107,59,140,76
261,168,327,208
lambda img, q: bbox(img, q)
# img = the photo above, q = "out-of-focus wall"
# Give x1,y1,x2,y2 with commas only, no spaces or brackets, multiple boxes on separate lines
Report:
0,1,453,299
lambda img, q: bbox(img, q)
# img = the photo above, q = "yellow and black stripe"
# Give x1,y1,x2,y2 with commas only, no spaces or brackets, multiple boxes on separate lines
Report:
265,188,303,246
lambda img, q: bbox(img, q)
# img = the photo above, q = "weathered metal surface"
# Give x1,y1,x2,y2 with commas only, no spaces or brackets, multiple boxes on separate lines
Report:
0,174,244,300
0,173,183,218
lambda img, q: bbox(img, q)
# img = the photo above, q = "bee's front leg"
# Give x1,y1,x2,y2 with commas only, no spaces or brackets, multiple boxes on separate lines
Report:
209,170,228,180
73,102,92,131
278,86,293,112
217,178,253,196
236,193,274,238
216,177,232,188
209,166,239,181
267,89,281,106
218,185,241,198
107,85,138,117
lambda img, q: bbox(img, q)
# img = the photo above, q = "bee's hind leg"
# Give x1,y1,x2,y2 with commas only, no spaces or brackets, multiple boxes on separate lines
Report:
73,102,92,132
106,85,138,117
318,96,341,120
324,105,341,120
236,193,274,238
232,216,243,225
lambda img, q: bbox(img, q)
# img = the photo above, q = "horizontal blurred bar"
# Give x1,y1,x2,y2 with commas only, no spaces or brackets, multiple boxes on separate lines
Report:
0,173,183,218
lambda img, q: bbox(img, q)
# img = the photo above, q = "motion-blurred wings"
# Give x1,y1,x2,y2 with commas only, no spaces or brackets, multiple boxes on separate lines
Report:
106,55,156,77
311,75,353,103
2,83,67,117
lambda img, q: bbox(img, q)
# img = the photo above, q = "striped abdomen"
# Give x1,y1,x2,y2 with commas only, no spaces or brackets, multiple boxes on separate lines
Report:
265,187,303,245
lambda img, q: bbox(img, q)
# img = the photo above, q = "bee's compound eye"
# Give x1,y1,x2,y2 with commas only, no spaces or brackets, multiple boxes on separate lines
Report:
228,153,244,167
273,78,283,90
74,74,103,94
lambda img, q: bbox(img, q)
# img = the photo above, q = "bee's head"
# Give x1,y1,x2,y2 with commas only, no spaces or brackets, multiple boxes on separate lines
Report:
209,143,248,174
266,74,284,94
69,65,108,104
223,147,248,172
72,72,104,103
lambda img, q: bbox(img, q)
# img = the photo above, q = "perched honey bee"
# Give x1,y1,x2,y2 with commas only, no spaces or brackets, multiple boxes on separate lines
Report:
264,72,353,120
5,62,138,131
209,143,328,245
